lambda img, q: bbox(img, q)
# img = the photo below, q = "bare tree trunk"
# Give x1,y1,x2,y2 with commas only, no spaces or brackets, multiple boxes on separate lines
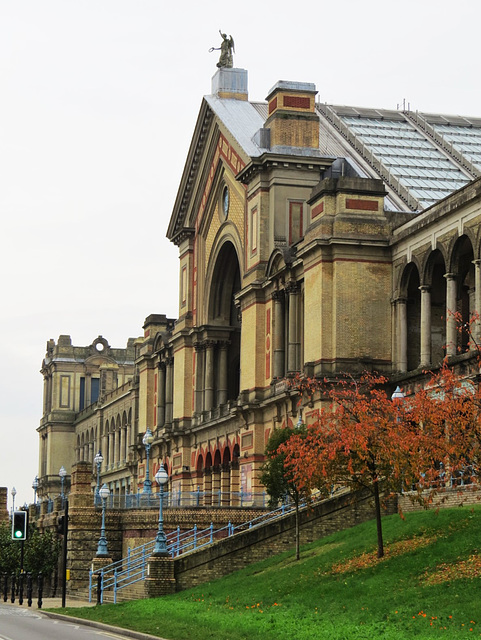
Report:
373,480,384,558
295,500,300,561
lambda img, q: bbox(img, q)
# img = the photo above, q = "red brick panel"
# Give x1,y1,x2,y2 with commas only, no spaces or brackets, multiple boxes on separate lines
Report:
346,198,379,211
283,95,310,109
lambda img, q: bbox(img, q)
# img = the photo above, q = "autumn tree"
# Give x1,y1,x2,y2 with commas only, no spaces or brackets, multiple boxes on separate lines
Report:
282,373,450,558
260,423,310,560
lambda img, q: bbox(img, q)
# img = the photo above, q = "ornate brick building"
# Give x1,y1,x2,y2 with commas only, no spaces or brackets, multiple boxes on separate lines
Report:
37,67,481,503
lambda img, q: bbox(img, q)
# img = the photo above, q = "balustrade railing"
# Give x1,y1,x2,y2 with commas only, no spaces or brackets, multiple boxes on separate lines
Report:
93,489,267,510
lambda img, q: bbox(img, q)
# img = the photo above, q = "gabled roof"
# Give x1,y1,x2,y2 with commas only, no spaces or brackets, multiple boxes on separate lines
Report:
168,76,481,243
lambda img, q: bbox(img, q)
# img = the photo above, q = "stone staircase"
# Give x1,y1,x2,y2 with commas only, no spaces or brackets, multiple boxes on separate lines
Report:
73,578,147,604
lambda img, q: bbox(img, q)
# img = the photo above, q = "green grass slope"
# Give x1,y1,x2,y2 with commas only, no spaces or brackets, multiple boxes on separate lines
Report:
61,505,481,639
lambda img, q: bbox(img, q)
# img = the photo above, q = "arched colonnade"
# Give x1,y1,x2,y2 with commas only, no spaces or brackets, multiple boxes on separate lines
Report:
395,234,481,372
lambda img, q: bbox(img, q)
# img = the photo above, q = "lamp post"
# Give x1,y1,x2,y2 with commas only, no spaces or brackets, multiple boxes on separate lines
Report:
94,451,103,505
296,411,303,429
142,428,154,494
11,487,16,515
59,466,67,499
391,386,405,402
96,483,110,557
391,386,406,491
32,476,39,504
153,464,169,555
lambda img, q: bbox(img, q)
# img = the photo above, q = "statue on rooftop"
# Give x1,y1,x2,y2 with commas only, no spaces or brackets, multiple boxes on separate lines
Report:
209,30,235,68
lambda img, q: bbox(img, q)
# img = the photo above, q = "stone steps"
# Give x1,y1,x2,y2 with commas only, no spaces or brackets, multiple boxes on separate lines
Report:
74,579,147,604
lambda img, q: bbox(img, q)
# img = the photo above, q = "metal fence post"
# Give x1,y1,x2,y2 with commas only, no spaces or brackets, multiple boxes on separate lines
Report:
37,572,43,609
26,572,32,607
2,572,7,602
10,573,15,603
96,572,102,605
18,572,24,605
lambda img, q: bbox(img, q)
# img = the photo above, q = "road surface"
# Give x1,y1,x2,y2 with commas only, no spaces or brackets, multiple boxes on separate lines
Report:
0,604,154,640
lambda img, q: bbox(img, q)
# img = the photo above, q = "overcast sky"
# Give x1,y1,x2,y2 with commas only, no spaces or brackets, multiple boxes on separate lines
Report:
1,0,480,510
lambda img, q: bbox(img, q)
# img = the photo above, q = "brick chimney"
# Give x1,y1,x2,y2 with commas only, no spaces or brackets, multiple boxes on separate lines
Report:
264,81,319,151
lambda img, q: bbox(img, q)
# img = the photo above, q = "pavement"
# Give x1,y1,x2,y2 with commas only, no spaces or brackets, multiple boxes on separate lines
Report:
2,596,95,609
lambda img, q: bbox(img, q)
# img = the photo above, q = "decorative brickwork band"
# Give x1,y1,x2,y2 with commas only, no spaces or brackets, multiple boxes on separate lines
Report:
283,95,310,109
311,201,324,219
345,198,379,211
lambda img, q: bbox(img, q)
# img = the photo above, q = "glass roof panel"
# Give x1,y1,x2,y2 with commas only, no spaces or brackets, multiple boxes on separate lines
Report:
431,123,481,170
338,114,473,208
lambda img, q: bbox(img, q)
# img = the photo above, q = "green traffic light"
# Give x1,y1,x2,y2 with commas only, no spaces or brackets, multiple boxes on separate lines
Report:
14,530,22,538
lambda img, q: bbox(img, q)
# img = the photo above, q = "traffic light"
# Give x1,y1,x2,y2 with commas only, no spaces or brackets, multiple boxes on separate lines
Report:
11,510,28,541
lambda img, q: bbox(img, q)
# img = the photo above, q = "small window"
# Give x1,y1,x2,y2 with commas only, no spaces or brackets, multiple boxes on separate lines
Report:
91,378,100,404
79,377,85,411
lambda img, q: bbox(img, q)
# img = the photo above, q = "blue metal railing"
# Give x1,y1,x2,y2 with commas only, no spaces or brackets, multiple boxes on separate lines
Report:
88,497,308,603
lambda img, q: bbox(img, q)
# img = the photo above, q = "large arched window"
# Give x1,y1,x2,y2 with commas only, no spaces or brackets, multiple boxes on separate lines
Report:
206,241,241,404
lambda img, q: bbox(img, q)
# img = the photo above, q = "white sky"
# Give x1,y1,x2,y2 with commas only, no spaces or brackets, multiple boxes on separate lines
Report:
1,0,480,510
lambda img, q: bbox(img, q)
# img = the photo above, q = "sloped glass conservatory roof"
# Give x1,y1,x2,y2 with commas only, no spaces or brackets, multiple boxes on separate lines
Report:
340,116,470,208
431,123,481,170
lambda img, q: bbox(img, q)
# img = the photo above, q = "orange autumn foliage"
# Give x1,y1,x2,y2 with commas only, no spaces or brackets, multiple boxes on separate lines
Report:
281,365,481,558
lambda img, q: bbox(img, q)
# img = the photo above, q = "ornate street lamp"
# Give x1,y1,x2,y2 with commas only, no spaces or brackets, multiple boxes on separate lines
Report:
59,466,67,499
142,428,154,494
96,483,111,557
391,386,406,491
32,476,39,504
94,450,103,505
11,487,16,514
153,464,169,555
391,386,405,402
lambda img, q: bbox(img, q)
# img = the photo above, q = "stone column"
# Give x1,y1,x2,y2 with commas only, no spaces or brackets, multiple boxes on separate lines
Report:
287,283,300,373
273,290,285,378
397,297,408,372
43,376,48,415
204,342,215,411
212,466,221,505
194,344,204,414
445,273,457,357
157,363,166,428
473,259,481,347
165,357,174,425
108,432,113,467
102,431,108,466
119,427,125,463
419,285,432,368
220,464,230,506
217,342,228,406
230,461,240,507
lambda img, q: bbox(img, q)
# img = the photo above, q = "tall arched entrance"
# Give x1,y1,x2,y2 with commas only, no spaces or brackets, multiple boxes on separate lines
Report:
193,241,241,416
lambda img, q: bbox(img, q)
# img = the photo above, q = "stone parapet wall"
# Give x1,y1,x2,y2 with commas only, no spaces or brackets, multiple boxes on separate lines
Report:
173,489,395,592
398,485,481,513
32,462,268,594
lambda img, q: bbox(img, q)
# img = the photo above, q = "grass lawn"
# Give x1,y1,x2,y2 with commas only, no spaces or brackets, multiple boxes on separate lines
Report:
58,505,481,639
